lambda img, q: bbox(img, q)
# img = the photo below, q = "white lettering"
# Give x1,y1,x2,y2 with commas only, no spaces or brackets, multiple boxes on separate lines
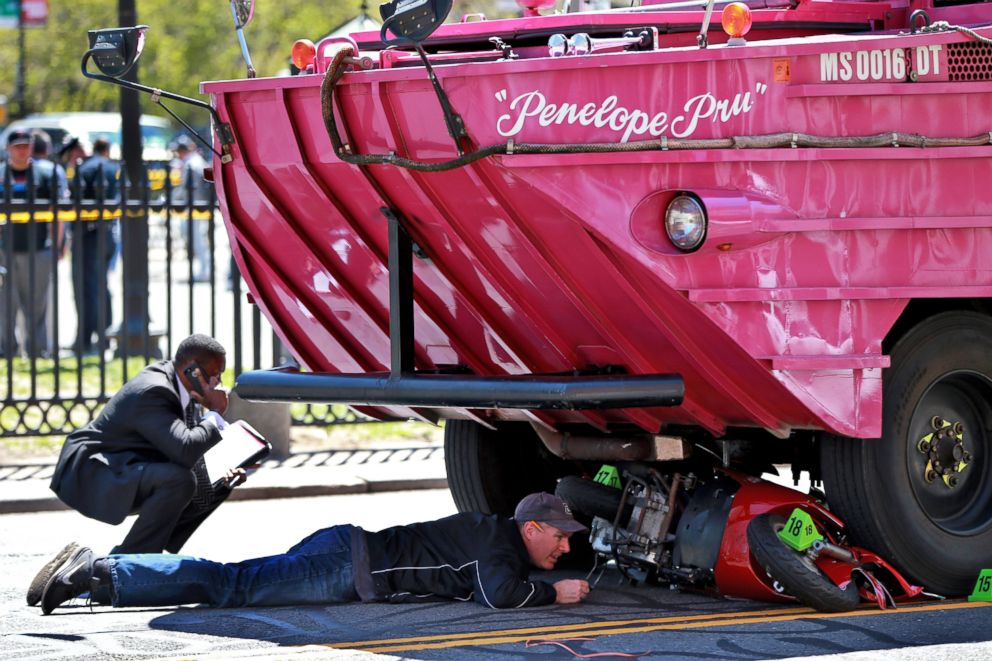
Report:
621,110,651,143
671,94,715,138
856,51,870,80
840,52,853,81
577,102,597,125
822,47,917,82
494,86,764,142
870,50,883,80
538,102,559,126
553,103,582,125
893,48,905,79
496,91,545,137
820,52,839,82
648,112,669,136
929,44,942,74
608,107,630,132
916,46,930,76
593,96,618,128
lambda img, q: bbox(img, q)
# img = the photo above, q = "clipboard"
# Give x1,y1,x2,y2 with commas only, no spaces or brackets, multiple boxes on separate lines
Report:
203,420,271,486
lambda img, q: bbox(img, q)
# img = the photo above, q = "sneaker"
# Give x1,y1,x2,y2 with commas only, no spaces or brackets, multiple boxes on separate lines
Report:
26,542,80,606
40,547,94,615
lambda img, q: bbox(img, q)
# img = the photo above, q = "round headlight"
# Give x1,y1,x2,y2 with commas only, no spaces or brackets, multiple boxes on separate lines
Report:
665,195,706,251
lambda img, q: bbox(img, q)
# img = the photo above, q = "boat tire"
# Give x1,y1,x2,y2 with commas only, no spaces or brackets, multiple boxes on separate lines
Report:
821,311,992,595
746,513,861,613
444,420,560,516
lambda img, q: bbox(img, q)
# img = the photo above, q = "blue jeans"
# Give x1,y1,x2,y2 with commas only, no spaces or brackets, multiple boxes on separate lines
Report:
107,525,358,608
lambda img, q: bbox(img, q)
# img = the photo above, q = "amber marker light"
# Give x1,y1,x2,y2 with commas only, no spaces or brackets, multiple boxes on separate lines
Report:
721,2,752,44
292,39,317,71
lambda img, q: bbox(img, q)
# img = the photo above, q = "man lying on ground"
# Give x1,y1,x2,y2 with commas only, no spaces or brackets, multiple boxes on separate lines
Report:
37,492,591,614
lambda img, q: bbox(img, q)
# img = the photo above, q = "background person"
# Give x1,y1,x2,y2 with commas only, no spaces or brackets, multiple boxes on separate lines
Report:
71,137,119,354
58,135,88,179
0,128,66,359
169,135,213,283
37,492,592,614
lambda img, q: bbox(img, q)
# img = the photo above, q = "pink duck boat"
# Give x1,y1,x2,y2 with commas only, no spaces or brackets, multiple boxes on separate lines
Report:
189,0,992,595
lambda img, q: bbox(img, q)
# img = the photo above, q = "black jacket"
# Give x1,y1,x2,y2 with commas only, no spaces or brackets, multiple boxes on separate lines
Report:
355,512,558,609
0,159,61,251
50,360,222,524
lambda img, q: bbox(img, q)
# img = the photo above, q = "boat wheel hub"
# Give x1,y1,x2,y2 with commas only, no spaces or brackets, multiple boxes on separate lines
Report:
917,416,971,488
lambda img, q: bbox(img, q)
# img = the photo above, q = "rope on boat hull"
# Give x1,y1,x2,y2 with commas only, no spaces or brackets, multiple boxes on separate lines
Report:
320,39,992,173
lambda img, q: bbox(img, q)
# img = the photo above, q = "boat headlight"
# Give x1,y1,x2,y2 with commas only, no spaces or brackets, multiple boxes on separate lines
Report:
548,34,568,58
665,194,707,251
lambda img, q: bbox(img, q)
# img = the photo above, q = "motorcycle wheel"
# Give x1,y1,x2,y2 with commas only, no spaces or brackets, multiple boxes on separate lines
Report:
746,513,861,613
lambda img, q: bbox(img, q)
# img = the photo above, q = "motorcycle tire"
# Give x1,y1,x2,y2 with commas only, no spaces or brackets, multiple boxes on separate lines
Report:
746,513,861,613
555,475,630,522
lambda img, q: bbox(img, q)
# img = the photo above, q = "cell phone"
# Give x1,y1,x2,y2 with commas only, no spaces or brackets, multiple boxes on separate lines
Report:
183,362,206,397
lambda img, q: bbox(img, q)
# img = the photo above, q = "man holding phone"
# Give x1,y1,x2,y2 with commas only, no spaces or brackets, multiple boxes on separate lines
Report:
29,334,244,608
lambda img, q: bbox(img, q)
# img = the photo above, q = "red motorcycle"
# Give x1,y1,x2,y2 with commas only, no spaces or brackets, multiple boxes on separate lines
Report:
557,469,925,612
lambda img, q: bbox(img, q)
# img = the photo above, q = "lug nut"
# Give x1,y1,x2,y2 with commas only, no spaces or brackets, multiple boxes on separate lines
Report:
948,475,959,487
919,440,931,452
926,469,938,481
953,422,964,435
931,416,945,430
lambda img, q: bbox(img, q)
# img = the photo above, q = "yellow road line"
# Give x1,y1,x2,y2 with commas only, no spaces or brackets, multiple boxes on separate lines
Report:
332,605,813,647
337,600,989,654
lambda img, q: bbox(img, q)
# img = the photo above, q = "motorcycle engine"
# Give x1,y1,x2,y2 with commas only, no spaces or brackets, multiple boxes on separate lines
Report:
589,477,673,575
589,473,739,585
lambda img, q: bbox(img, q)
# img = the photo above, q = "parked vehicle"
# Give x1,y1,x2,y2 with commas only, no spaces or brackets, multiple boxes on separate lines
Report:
0,112,173,190
81,0,992,598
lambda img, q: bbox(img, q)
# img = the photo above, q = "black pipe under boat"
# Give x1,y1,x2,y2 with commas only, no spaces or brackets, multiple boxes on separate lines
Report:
234,368,684,410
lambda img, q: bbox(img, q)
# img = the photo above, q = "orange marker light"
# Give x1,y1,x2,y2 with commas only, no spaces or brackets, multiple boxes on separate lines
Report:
292,39,317,70
721,2,753,39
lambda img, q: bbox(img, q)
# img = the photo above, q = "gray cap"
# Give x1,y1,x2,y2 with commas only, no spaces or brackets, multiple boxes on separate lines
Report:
7,128,31,146
514,492,587,533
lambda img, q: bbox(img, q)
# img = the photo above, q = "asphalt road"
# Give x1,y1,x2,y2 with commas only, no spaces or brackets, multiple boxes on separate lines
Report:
3,489,991,660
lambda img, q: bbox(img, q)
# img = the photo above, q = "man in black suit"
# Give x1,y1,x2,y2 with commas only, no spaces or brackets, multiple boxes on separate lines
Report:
28,334,243,606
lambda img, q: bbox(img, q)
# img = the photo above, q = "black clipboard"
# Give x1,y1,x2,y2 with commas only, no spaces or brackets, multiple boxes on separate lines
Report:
203,420,271,486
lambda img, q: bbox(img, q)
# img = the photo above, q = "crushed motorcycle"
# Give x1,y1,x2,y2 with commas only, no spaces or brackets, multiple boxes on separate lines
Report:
557,468,928,612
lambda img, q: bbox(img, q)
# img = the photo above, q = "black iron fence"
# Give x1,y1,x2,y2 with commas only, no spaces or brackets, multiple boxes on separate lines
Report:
1,160,375,438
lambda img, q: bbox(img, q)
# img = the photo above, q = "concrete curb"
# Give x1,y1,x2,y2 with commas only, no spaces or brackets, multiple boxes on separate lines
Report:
0,477,449,515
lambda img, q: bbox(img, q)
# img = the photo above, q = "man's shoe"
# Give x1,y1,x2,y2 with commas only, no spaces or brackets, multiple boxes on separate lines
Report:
40,547,94,615
26,542,79,606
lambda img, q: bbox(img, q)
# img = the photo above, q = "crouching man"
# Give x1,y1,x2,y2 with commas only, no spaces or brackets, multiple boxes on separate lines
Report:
28,335,245,608
38,493,591,614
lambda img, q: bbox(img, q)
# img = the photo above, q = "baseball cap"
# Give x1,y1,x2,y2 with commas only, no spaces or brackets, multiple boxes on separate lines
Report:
7,129,32,146
170,134,197,152
514,492,587,533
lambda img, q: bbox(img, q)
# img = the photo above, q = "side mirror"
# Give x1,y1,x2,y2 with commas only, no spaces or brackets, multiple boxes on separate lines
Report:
230,0,254,29
81,25,236,163
85,26,149,79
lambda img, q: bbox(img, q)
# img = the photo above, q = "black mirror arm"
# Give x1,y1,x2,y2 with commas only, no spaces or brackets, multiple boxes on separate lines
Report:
82,49,235,164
